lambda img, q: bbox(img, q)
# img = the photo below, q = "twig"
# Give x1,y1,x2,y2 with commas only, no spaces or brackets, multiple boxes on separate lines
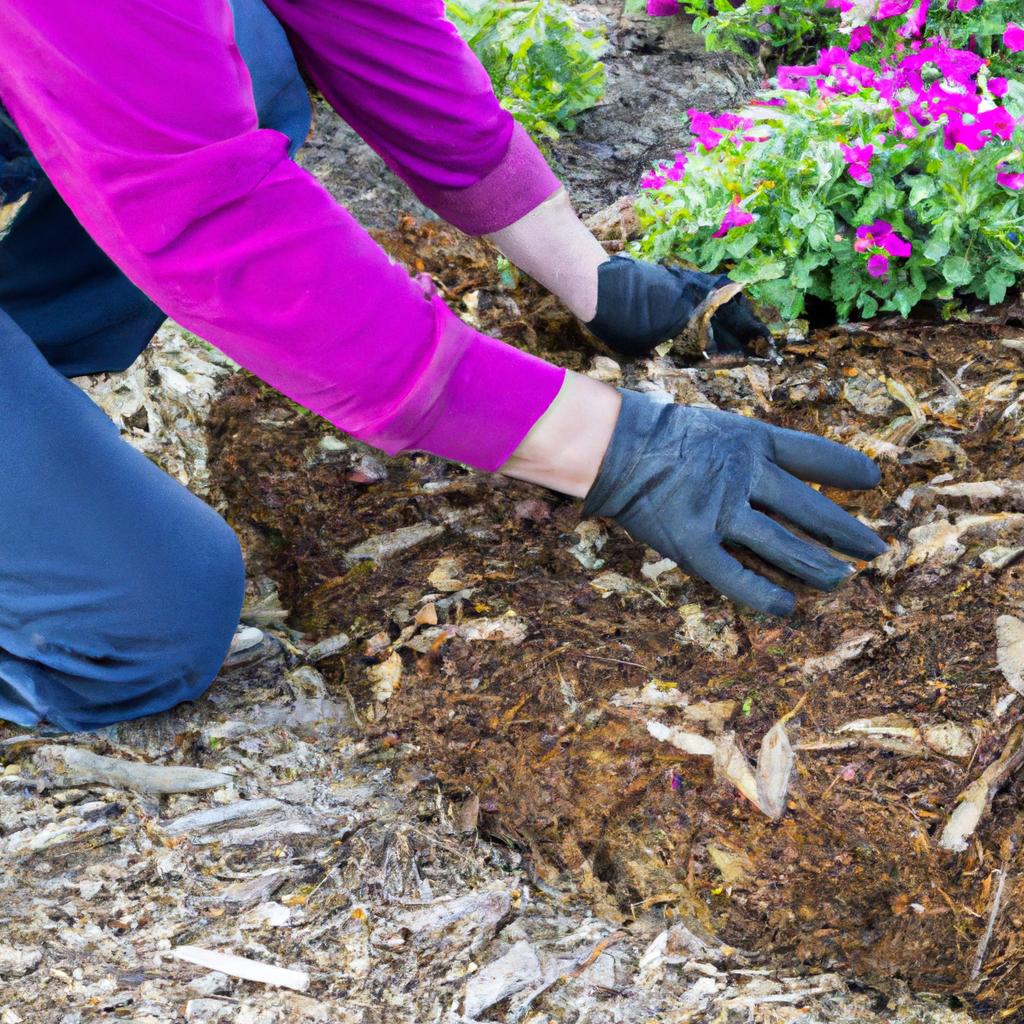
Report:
971,868,1008,981
577,654,648,670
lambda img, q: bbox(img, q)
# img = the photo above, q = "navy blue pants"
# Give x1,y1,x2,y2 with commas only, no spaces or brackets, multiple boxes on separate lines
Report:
0,309,246,732
0,0,308,731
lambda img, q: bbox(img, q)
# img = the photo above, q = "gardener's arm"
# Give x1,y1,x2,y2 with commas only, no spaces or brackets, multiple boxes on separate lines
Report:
266,0,772,357
0,0,564,471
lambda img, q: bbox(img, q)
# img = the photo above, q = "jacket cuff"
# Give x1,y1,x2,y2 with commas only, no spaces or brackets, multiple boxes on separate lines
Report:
355,295,566,472
410,122,562,236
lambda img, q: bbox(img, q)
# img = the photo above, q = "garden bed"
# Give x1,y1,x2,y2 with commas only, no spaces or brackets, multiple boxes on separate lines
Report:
206,211,1024,1019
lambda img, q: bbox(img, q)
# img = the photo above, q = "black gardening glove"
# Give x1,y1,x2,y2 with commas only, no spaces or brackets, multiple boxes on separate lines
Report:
584,390,888,616
584,254,772,358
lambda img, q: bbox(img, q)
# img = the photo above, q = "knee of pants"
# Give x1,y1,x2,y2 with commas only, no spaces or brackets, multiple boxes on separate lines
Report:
137,511,246,698
34,504,244,729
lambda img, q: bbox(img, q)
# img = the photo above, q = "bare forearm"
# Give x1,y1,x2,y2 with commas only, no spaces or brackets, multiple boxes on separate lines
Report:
500,371,621,497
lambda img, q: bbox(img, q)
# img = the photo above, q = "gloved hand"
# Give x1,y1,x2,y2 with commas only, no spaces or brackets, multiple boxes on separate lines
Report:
584,254,772,358
584,390,888,615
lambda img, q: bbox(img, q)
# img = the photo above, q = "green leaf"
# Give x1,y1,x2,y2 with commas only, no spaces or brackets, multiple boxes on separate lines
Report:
942,255,974,287
923,232,951,262
985,266,1016,305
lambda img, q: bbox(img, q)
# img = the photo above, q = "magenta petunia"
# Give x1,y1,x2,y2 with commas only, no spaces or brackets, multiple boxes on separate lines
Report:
777,64,816,90
900,0,930,38
640,170,666,190
855,221,911,265
947,0,979,9
646,0,680,16
1005,24,1024,52
997,167,1024,189
855,219,894,252
989,77,1009,97
840,142,874,184
712,199,755,238
849,25,872,51
867,254,890,278
877,0,915,16
881,232,912,258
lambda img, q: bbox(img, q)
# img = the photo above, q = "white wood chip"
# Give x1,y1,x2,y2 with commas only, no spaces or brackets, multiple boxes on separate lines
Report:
646,721,716,757
171,945,309,992
996,614,1024,697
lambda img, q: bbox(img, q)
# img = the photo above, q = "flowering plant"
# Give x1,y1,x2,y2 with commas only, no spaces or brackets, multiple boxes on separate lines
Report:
635,15,1024,320
651,0,1024,81
447,0,606,141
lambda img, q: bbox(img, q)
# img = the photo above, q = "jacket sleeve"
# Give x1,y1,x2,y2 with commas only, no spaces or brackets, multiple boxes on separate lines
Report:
0,0,565,471
264,0,564,235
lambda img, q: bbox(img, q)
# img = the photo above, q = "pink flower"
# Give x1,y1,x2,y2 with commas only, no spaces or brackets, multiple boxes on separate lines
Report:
712,198,755,237
900,0,930,38
641,171,666,190
646,0,679,15
877,0,915,16
687,110,753,150
989,77,1009,97
1005,24,1024,52
997,165,1024,189
777,64,817,90
849,25,872,52
855,220,912,261
947,0,980,9
882,232,912,258
840,142,875,184
867,254,890,278
659,152,687,182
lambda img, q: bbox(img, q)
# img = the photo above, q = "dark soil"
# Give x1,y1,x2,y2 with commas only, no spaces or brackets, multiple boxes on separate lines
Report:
208,214,1024,1020
207,4,1024,1018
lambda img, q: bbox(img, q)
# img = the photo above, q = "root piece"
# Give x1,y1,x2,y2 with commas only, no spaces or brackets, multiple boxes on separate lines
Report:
34,746,231,795
971,867,1008,982
939,724,1024,852
996,615,1024,697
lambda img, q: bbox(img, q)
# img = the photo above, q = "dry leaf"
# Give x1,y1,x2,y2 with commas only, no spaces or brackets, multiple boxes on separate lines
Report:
427,557,465,593
367,651,403,703
713,733,761,809
802,632,876,676
755,722,794,820
708,845,754,886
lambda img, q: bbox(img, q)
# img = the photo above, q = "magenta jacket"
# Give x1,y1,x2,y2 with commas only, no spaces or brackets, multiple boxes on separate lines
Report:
0,0,568,471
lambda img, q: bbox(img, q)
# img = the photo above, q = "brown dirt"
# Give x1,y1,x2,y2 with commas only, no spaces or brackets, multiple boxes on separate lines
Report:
207,216,1024,1020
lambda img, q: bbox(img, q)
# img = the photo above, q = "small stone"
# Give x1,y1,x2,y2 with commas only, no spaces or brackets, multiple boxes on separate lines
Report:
347,454,387,484
185,998,233,1022
305,632,350,662
318,435,347,452
188,972,232,997
0,944,42,978
587,355,623,383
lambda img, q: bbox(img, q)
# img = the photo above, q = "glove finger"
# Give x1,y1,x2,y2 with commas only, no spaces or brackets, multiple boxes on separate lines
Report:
708,321,749,356
728,508,855,590
716,295,771,341
767,424,882,490
753,463,889,560
685,543,796,617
